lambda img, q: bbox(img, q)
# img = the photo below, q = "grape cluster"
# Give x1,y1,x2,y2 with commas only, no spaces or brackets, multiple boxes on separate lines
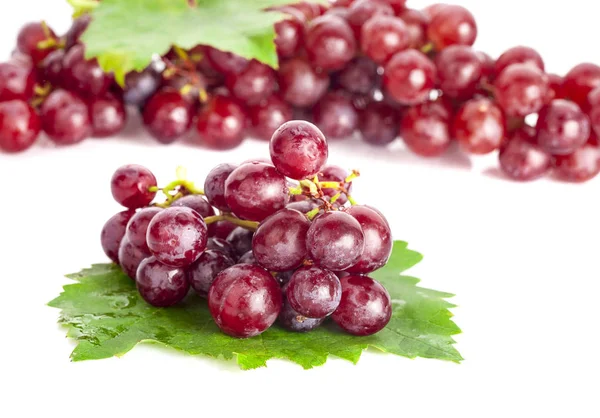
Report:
3,1,600,183
101,121,394,338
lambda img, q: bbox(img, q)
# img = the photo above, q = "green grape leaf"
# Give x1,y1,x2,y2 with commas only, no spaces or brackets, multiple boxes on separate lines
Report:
76,0,328,84
49,241,462,369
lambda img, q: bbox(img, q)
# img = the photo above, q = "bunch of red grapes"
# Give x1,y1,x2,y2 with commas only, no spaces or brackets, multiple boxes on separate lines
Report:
2,0,600,183
101,120,394,338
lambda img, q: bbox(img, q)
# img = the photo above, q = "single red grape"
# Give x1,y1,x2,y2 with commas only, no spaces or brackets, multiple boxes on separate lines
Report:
562,63,600,108
0,62,36,102
427,5,477,50
187,250,234,298
16,22,58,65
196,95,247,150
225,60,277,105
536,99,591,155
361,15,410,64
40,89,91,145
335,56,379,95
435,45,483,99
312,91,359,139
0,100,40,153
452,98,506,154
285,266,342,318
110,164,157,209
398,8,429,49
275,9,306,59
346,0,394,40
143,89,193,144
499,131,552,181
101,210,135,264
88,93,127,137
126,207,163,252
204,163,238,212
248,95,293,141
494,46,545,77
359,101,399,146
204,47,248,75
62,44,112,97
305,15,357,71
553,144,600,182
118,238,151,280
278,57,330,107
345,205,392,273
136,257,189,307
494,63,550,117
400,99,452,157
383,49,436,105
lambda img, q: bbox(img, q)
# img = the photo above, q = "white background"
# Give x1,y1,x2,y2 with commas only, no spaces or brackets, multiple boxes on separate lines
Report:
1,1,599,417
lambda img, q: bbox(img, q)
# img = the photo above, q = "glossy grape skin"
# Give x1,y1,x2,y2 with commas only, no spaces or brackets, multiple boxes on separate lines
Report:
40,89,91,145
187,250,234,298
226,227,254,258
0,62,36,102
123,66,162,107
422,3,449,19
435,45,483,100
0,100,40,153
476,51,495,81
252,208,310,272
335,56,379,95
204,47,248,75
270,120,328,179
358,101,399,146
206,237,237,261
536,100,591,155
225,60,277,105
204,163,238,212
249,95,293,140
587,88,600,136
345,206,392,274
313,91,359,139
171,195,215,219
494,64,549,118
400,99,452,157
118,238,151,280
546,73,564,102
142,90,193,144
125,207,162,252
346,0,394,40
552,144,600,182
286,199,321,213
278,57,330,108
398,8,429,49
101,210,135,264
62,45,112,97
196,95,247,150
306,211,365,271
275,8,305,59
111,164,157,209
285,266,341,318
305,15,357,72
360,15,409,65
494,46,545,77
16,22,57,65
427,5,477,50
225,162,289,221
332,275,392,336
278,299,324,332
562,63,600,108
136,257,189,307
238,250,258,265
452,98,506,154
65,14,91,49
383,50,436,106
146,206,208,268
88,93,127,137
319,165,353,205
499,130,551,181
39,49,65,86
210,220,238,240
208,264,282,338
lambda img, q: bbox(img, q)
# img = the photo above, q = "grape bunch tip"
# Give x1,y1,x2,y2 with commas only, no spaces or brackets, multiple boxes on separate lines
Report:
102,120,394,339
1,1,599,183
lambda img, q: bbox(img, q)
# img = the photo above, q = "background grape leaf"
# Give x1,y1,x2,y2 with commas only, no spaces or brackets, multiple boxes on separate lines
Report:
49,241,463,369
77,0,328,84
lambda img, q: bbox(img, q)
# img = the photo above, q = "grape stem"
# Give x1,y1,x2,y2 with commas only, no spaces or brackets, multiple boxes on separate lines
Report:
204,215,259,231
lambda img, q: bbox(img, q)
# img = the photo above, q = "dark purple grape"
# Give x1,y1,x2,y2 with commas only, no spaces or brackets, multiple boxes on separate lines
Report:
335,56,379,95
136,256,189,307
313,91,359,139
146,206,208,268
225,59,277,105
208,264,282,338
39,49,65,86
345,206,392,273
359,101,399,146
143,89,193,144
435,45,483,100
40,89,91,145
65,14,91,49
110,164,157,209
332,275,392,336
62,44,112,97
400,99,452,157
171,195,215,219
275,8,305,59
123,65,162,106
125,207,162,251
205,47,249,75
0,100,40,153
305,15,357,71
275,270,295,287
494,64,550,117
427,5,477,50
88,93,127,137
383,49,436,106
186,250,234,298
238,250,258,265
452,98,506,154
0,62,36,102
536,99,591,155
285,266,341,318
249,95,293,141
494,46,545,76
226,227,254,258
101,210,135,264
553,144,600,182
206,237,237,261
306,211,365,271
17,22,57,65
210,220,238,240
224,162,289,221
196,95,247,150
287,199,321,213
204,163,238,212
361,15,409,64
278,299,324,332
270,120,328,179
278,57,330,108
319,165,353,205
252,208,310,272
118,238,151,280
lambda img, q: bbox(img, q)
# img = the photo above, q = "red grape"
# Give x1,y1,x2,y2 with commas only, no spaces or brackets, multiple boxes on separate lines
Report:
398,8,429,49
62,44,112,97
16,22,57,65
88,93,127,137
225,60,277,105
204,163,238,212
383,49,436,105
562,63,600,108
110,164,157,209
312,91,359,139
285,266,342,318
361,15,410,64
0,100,40,153
494,63,550,117
346,0,394,40
275,9,305,59
143,89,193,144
427,5,477,50
495,46,545,77
345,206,392,273
226,227,254,258
335,56,379,95
136,257,189,307
278,57,330,107
118,238,150,280
101,210,135,264
278,298,325,332
305,15,357,71
546,73,564,102
196,95,247,150
126,207,163,252
435,45,483,99
205,47,248,75
400,99,452,157
553,144,600,182
187,250,234,298
499,129,552,181
40,89,91,145
452,98,506,154
249,95,293,140
536,99,591,155
0,62,36,102
39,49,65,86
359,101,399,146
